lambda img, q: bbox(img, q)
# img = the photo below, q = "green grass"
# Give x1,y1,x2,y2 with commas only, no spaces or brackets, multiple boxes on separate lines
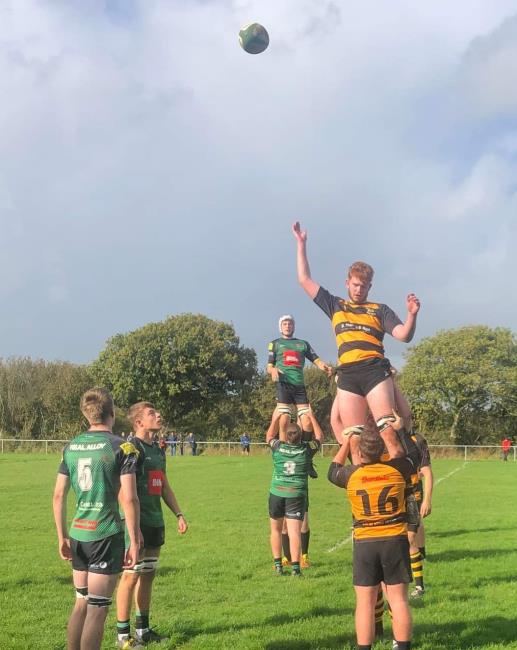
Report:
1,454,516,649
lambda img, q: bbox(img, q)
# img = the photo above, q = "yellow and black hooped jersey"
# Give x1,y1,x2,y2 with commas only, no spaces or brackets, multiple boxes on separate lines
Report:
328,457,414,541
314,286,402,366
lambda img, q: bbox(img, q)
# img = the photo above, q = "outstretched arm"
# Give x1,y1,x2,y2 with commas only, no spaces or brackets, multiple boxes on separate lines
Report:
392,293,420,342
292,222,320,299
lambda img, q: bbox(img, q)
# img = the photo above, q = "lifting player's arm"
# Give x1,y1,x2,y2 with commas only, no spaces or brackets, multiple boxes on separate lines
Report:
162,473,188,534
292,221,320,299
306,408,324,443
327,432,354,487
266,409,283,443
52,473,72,561
419,464,434,518
391,293,421,342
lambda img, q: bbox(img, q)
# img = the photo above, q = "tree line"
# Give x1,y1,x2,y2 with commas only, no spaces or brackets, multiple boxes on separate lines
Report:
1,315,516,445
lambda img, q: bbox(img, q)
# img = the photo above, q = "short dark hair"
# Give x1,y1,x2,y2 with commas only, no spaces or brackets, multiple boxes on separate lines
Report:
359,427,385,463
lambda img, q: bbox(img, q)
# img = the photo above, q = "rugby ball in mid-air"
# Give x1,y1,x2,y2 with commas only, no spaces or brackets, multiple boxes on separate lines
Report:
239,23,269,54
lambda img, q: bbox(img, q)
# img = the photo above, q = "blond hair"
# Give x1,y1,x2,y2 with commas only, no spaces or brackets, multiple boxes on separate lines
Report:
128,401,155,427
348,261,374,283
80,388,114,425
286,423,302,444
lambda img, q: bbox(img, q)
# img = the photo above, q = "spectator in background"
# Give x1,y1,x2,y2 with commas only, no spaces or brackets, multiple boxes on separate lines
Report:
168,432,178,456
501,437,512,461
178,433,184,456
187,432,197,456
240,433,251,456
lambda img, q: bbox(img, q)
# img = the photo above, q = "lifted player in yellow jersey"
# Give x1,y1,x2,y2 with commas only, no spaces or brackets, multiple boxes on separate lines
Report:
293,221,420,462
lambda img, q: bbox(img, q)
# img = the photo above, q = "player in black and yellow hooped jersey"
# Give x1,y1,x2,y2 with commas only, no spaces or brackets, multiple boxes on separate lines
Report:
267,314,332,440
53,388,140,650
292,222,420,464
328,422,416,650
116,402,188,648
266,411,322,577
407,431,433,598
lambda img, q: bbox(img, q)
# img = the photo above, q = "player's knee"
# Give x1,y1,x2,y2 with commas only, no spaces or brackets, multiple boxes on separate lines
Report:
87,594,112,608
343,424,364,437
297,405,310,419
276,405,294,418
75,586,88,600
132,557,159,574
376,415,396,434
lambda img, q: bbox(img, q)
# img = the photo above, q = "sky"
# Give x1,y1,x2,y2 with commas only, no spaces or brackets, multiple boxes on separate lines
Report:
1,0,517,370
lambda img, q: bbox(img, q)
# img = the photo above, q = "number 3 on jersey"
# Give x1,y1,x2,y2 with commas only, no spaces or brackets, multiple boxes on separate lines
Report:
283,461,296,476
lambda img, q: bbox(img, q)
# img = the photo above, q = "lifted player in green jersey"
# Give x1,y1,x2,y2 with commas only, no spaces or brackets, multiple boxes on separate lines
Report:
267,314,332,439
116,402,188,648
53,388,140,650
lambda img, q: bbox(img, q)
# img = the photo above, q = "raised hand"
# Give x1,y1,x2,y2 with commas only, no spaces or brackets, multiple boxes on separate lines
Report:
292,221,307,244
406,293,421,315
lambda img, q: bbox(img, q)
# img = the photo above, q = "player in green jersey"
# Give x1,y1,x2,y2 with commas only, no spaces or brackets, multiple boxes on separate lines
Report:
267,314,332,439
116,402,188,648
53,388,140,650
266,411,322,577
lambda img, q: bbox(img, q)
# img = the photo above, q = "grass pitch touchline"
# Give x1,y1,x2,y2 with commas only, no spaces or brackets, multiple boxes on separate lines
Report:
327,531,353,553
434,462,466,486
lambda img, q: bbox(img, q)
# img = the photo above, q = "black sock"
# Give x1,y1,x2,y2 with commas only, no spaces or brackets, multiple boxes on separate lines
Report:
395,642,411,650
292,561,301,574
274,557,282,570
281,534,291,561
301,530,310,555
357,645,372,650
419,546,426,560
135,612,149,631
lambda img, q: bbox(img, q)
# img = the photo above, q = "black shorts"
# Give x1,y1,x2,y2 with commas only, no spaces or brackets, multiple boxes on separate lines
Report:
269,493,306,520
336,358,392,396
353,536,411,586
71,532,125,575
276,382,309,405
141,524,165,548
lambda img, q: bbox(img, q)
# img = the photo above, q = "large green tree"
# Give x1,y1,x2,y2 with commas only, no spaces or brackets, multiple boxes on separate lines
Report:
91,313,257,427
399,326,517,444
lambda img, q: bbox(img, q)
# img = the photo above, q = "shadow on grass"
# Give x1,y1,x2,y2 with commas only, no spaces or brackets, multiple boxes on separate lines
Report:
265,635,351,650
416,615,516,648
429,548,509,562
168,606,350,646
432,526,517,538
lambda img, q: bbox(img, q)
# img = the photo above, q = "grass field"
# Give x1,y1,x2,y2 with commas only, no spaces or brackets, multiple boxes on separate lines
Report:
1,453,516,650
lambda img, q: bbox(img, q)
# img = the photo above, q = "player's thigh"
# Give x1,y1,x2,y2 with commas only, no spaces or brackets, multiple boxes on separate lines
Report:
393,382,412,424
337,388,368,427
330,397,344,439
72,569,88,590
354,585,379,608
366,377,396,419
87,572,119,598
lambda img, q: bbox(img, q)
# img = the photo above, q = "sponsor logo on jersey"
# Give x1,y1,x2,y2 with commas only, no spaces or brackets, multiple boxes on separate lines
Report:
70,443,106,451
121,442,139,456
73,518,98,530
283,351,301,366
361,474,391,482
148,470,164,496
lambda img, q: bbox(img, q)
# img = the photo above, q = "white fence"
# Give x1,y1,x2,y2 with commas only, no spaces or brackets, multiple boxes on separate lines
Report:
0,438,515,460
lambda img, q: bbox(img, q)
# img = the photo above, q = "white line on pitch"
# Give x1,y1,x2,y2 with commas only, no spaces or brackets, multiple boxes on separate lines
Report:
327,532,353,553
434,462,467,486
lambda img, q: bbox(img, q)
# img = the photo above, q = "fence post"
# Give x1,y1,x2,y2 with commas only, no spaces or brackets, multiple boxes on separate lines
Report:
464,446,467,461
228,442,231,457
45,440,48,454
1,438,3,454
